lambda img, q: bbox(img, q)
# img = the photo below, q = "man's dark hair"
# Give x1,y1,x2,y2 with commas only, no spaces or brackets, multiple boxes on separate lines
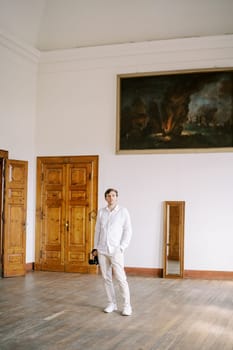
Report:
104,188,118,198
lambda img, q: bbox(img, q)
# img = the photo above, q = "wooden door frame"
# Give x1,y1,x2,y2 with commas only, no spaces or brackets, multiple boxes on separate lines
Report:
163,201,185,279
35,155,99,273
0,150,8,277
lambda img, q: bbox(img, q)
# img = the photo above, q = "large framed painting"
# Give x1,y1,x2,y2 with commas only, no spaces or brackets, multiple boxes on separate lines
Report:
116,68,233,154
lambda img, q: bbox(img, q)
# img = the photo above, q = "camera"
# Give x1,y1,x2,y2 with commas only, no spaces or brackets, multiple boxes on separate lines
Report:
88,249,99,265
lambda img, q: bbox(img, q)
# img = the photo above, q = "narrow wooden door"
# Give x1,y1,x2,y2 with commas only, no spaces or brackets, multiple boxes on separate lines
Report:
3,159,28,277
35,156,98,273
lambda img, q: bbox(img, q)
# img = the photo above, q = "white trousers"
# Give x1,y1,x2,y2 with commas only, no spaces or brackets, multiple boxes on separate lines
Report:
98,250,131,307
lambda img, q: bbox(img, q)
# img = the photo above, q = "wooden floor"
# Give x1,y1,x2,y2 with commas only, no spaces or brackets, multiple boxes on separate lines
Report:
0,272,232,350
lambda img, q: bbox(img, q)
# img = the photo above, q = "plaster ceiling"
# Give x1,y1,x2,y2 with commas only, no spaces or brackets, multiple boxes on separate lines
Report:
0,0,233,51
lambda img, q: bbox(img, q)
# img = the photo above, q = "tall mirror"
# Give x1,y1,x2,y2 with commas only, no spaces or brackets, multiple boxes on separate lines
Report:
163,201,185,278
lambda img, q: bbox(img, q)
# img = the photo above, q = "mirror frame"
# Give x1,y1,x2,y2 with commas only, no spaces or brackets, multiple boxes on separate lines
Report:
163,201,185,278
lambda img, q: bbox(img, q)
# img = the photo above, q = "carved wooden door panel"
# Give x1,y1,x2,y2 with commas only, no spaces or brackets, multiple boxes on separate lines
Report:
65,161,93,272
35,156,98,273
3,159,28,277
39,162,66,271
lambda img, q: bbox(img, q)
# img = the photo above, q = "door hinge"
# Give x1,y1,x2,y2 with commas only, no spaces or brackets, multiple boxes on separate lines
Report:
40,250,43,259
40,211,43,220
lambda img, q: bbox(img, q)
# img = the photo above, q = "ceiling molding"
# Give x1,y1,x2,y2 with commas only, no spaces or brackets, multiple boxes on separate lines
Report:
0,29,40,63
39,34,233,63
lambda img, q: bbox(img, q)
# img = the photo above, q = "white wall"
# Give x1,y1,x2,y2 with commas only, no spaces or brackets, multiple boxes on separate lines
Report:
0,32,39,263
37,35,233,272
1,32,233,272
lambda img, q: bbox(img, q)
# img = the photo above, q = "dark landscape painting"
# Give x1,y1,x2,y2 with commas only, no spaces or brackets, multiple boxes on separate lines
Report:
117,70,233,153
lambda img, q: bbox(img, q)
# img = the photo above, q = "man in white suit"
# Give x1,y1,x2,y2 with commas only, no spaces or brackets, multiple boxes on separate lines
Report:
94,188,133,316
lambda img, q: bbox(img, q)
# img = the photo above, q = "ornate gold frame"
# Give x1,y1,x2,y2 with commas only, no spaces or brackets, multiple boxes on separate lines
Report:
116,68,233,154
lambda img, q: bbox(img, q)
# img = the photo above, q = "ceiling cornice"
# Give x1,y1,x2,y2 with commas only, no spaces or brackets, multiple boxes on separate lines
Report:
0,29,40,63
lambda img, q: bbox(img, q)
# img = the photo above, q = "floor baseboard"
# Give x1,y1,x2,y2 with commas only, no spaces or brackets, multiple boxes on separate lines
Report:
26,263,233,280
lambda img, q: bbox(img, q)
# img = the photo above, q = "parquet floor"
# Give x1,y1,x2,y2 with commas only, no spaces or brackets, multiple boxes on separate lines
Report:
0,271,232,350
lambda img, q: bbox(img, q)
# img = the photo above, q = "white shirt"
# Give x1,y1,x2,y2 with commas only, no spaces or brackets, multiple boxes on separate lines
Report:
94,205,132,255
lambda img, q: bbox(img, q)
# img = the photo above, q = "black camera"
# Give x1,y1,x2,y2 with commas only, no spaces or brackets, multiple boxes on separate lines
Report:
88,249,99,265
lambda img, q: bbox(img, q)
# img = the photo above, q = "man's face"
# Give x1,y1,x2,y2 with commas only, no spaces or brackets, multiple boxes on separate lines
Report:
105,191,118,207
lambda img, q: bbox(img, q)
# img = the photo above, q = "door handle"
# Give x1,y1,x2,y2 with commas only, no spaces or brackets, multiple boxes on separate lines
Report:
88,210,97,221
65,221,69,232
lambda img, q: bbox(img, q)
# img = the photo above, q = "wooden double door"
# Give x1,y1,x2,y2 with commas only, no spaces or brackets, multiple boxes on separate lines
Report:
35,156,98,273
